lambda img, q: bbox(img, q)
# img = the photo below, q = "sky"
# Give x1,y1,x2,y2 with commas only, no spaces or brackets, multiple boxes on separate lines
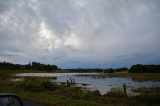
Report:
0,0,160,68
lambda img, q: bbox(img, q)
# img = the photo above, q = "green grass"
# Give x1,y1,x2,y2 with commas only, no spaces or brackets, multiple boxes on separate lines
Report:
103,88,127,97
0,77,160,106
130,87,160,106
133,87,160,94
0,70,160,105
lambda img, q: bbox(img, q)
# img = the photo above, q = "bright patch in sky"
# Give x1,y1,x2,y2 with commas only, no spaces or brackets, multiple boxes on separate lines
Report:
72,0,88,7
0,0,160,68
64,33,81,50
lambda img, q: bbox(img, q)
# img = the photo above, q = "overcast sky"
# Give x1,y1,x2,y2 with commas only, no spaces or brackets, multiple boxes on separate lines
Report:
0,0,160,68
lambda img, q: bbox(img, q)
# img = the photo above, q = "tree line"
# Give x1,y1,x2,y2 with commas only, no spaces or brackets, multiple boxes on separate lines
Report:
0,61,58,72
99,65,160,73
129,64,160,73
0,61,159,73
65,64,160,73
64,67,128,73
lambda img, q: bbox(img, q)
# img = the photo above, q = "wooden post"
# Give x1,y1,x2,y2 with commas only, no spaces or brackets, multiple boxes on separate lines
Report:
123,83,127,95
73,78,75,85
70,78,72,84
67,80,70,86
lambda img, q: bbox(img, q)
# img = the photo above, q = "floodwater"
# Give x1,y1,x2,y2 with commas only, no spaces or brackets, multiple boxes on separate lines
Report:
15,73,160,95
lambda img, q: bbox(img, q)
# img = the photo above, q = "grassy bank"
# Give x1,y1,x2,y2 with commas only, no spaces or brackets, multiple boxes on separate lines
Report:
0,69,62,77
0,77,160,106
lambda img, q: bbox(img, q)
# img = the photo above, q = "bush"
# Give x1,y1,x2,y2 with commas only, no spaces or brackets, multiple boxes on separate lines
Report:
18,78,57,91
41,80,57,90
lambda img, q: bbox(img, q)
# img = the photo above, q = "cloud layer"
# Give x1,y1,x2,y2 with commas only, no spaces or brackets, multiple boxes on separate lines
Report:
0,0,160,68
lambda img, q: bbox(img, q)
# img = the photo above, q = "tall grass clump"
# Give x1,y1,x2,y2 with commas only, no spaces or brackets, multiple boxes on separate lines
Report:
104,88,127,97
18,77,57,91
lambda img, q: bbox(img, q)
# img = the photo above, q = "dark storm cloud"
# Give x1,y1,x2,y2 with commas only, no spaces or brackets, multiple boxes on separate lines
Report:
0,0,160,68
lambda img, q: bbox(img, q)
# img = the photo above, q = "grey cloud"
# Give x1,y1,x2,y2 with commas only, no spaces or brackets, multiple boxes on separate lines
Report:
0,0,160,68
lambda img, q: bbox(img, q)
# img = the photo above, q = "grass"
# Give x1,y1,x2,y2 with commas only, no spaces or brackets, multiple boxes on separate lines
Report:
80,73,160,81
104,88,127,97
0,77,160,106
0,70,160,105
133,87,160,94
0,78,105,106
131,87,160,106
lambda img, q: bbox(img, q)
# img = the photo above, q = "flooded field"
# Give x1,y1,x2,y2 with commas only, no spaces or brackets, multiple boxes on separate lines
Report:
15,73,160,95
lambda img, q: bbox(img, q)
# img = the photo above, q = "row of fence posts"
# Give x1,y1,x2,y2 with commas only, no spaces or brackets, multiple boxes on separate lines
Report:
67,78,75,86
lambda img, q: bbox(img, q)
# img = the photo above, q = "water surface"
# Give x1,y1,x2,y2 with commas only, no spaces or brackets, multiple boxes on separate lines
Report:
15,73,160,95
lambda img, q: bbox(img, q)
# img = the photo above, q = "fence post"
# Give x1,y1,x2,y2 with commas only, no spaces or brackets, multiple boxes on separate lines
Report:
123,83,127,95
70,78,73,84
67,80,70,86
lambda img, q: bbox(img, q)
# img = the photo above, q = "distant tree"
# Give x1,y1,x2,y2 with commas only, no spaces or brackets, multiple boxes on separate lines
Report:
0,61,58,72
115,67,128,72
104,68,115,73
129,64,160,73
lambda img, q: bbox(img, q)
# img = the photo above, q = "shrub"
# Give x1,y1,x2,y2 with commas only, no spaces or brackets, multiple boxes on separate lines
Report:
18,78,57,91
